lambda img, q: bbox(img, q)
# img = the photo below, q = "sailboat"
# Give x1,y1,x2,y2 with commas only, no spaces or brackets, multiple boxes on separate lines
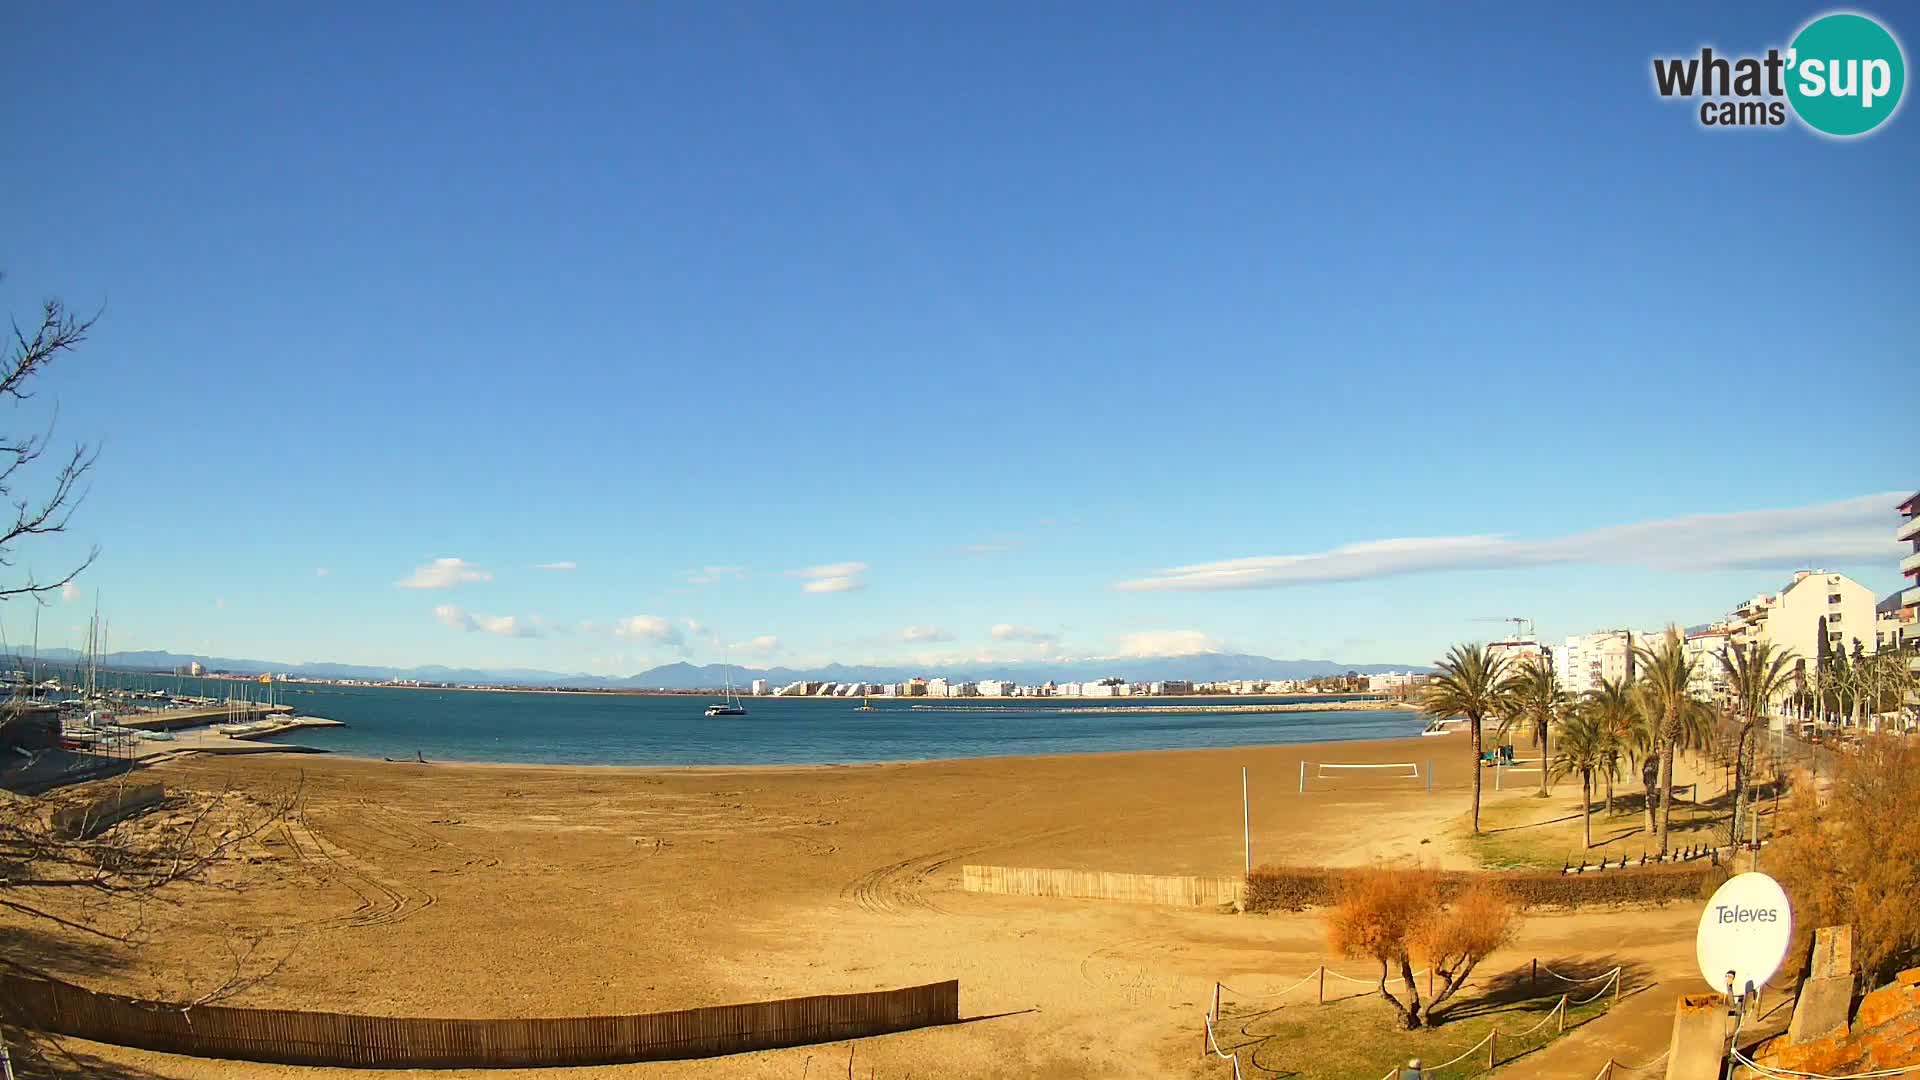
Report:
855,691,874,712
704,665,747,717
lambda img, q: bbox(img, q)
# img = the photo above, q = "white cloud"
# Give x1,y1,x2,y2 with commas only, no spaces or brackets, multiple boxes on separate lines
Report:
990,623,1059,645
534,561,577,571
611,615,685,648
900,625,952,643
788,561,868,594
434,604,539,638
398,557,493,590
60,582,80,602
314,568,330,578
687,565,746,585
1114,493,1908,592
733,634,780,655
1115,630,1220,657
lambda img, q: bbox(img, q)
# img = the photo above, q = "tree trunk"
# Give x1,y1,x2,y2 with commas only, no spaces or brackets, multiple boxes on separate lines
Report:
1537,716,1549,797
1730,721,1752,848
1470,711,1484,834
1642,757,1657,834
1399,955,1426,1029
1656,738,1674,855
1604,772,1614,816
1582,773,1593,849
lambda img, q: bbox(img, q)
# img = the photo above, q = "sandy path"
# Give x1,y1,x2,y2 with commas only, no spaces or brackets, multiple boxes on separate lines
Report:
3,732,1714,1078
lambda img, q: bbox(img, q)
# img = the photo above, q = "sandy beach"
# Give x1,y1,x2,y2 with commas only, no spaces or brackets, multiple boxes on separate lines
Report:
4,732,1725,1079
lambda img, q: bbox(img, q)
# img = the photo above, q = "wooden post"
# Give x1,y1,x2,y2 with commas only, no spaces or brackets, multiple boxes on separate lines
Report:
1612,972,1621,1010
1557,995,1566,1033
1317,966,1325,1004
1242,767,1251,875
1487,1030,1497,1069
1531,958,1537,996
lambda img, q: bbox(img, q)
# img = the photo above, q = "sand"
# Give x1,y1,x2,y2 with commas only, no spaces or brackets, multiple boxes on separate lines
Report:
2,733,1716,1079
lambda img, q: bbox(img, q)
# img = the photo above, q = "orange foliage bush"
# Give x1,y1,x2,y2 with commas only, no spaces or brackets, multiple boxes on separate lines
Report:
1323,864,1521,1028
1770,737,1920,990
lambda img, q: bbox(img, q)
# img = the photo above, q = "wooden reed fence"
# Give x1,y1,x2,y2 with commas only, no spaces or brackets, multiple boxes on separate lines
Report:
0,972,958,1068
963,864,1244,907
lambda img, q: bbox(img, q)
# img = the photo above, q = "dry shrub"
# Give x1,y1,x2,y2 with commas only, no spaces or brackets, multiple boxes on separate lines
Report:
1323,864,1521,1028
1770,738,1920,990
1247,861,1712,913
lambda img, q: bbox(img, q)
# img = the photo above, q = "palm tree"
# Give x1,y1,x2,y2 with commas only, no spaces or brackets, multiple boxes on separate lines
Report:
1420,643,1514,834
1551,709,1615,849
1584,677,1638,816
1501,656,1567,798
1632,628,1705,855
1717,642,1798,847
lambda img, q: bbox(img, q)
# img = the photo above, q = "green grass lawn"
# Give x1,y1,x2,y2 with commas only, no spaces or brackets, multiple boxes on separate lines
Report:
1210,980,1615,1080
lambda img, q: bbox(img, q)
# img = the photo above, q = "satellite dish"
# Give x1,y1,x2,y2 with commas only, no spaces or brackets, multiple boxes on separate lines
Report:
1697,872,1792,996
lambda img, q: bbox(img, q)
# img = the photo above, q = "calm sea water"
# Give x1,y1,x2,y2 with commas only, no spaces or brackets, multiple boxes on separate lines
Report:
80,672,1422,766
192,685,1423,766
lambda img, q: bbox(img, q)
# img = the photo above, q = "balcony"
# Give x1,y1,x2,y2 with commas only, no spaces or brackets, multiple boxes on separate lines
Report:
1904,548,1920,577
1906,586,1920,610
1901,514,1920,543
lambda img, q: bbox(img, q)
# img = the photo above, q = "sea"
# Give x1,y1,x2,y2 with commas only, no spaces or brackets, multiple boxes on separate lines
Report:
95,675,1424,767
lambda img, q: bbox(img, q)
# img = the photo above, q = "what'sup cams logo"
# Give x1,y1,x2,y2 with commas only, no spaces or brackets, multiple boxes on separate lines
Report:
1653,11,1905,136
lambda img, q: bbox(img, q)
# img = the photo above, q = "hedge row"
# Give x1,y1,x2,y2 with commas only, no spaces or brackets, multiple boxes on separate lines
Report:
1243,861,1722,913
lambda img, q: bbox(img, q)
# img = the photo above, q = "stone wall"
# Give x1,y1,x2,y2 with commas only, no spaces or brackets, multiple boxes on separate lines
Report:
1748,968,1920,1076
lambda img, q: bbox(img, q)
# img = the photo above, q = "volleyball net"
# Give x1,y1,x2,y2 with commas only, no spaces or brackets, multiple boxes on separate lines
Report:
1298,760,1432,793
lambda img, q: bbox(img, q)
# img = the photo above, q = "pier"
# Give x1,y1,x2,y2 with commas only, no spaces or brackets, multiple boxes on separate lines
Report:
118,703,294,731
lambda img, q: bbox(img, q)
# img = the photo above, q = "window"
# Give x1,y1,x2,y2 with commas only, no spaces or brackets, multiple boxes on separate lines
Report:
1829,594,1843,604
1829,613,1841,624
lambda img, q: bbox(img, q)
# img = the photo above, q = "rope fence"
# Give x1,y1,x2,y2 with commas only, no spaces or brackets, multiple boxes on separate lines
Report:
1203,962,1625,1080
1588,1050,1669,1079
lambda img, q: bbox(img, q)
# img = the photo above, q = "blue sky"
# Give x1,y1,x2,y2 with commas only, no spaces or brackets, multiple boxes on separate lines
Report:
2,3,1913,674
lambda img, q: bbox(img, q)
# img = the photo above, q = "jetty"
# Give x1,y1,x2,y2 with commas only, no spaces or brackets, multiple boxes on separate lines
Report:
118,703,294,732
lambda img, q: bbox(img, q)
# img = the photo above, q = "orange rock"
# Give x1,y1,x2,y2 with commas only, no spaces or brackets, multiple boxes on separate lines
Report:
1854,986,1917,1030
1895,967,1920,988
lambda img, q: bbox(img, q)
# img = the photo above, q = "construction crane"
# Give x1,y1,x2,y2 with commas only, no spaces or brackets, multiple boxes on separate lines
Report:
1471,616,1536,643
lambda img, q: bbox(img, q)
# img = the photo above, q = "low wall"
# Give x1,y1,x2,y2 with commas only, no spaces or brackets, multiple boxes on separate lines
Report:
50,783,166,840
962,864,1243,907
0,973,960,1068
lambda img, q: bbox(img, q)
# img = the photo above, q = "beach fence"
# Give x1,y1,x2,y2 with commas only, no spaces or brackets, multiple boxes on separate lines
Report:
962,864,1244,907
0,972,958,1068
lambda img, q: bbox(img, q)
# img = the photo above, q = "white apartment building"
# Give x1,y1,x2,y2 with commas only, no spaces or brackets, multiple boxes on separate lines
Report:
749,679,769,696
1901,493,1920,656
1553,630,1663,697
1683,626,1737,705
1366,672,1416,693
975,680,1010,697
1735,571,1878,662
926,678,949,698
1487,639,1543,669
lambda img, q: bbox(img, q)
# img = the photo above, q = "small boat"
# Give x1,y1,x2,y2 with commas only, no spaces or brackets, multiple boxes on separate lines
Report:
855,692,874,712
1420,718,1464,737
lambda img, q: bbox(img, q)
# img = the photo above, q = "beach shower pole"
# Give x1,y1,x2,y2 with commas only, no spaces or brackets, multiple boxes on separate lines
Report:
1241,767,1251,875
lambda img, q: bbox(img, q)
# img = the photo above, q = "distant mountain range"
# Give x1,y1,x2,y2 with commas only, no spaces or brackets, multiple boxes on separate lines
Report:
17,647,1426,690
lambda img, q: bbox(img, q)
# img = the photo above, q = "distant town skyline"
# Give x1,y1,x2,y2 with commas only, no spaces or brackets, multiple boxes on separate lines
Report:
4,3,1912,673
